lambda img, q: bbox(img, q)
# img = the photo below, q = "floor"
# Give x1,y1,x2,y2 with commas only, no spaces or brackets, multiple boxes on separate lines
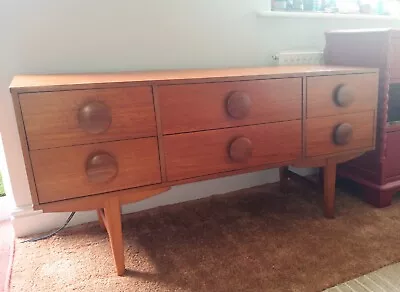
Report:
326,263,400,292
9,182,400,292
0,220,14,292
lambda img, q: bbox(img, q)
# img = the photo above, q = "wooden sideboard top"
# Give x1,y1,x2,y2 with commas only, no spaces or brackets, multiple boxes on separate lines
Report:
326,28,400,36
10,65,378,93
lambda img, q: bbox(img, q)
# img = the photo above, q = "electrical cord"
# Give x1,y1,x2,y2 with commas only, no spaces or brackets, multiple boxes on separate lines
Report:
21,212,76,243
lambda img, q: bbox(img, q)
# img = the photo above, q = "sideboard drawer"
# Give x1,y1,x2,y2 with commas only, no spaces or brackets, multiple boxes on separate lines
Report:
30,138,161,203
20,87,156,150
164,120,301,181
158,78,302,134
307,74,378,118
306,112,375,157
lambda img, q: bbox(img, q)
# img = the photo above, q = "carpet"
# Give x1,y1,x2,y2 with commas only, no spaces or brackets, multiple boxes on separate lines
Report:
0,221,14,292
10,182,400,292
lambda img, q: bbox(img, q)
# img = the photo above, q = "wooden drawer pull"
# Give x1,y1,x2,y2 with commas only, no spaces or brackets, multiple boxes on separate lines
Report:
334,84,354,107
86,152,118,183
78,101,112,134
333,123,353,145
229,136,253,162
226,91,252,119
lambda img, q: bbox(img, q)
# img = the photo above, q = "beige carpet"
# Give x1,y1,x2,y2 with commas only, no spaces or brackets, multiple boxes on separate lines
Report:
10,182,400,292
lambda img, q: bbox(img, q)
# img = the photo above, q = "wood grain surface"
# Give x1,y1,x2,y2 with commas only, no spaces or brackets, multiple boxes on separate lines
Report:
164,120,302,181
85,152,119,183
323,158,337,218
30,138,161,203
158,78,302,134
103,197,125,275
20,86,156,150
10,66,378,93
306,112,375,157
11,91,40,205
307,74,378,118
10,65,380,277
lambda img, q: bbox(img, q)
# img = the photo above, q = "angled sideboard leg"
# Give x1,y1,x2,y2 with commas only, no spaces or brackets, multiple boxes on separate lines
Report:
103,197,125,276
318,167,324,187
279,166,290,193
323,159,337,219
40,187,171,276
292,152,366,219
96,208,106,230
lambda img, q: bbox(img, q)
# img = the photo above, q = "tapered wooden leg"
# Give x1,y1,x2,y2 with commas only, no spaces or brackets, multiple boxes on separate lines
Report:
96,208,106,230
279,166,289,193
323,160,337,219
103,197,125,276
318,167,324,187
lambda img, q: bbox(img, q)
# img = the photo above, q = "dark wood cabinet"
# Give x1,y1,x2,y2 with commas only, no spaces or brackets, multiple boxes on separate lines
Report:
325,28,400,207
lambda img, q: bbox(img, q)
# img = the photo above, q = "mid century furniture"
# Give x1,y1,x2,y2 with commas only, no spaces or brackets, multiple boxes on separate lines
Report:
325,29,400,207
10,66,378,275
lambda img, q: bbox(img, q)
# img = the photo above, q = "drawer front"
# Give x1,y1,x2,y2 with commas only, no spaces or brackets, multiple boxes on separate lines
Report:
30,138,161,203
20,87,156,150
306,112,375,157
164,120,301,181
307,74,378,118
158,78,302,134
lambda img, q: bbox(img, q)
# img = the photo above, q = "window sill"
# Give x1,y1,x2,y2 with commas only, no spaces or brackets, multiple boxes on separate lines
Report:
257,10,400,20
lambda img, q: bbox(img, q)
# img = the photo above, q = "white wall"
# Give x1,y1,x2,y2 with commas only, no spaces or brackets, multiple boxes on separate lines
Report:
1,0,400,236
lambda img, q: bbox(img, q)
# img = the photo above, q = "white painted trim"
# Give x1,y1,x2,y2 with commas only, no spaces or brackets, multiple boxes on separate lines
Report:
11,205,98,237
11,204,41,218
257,10,400,20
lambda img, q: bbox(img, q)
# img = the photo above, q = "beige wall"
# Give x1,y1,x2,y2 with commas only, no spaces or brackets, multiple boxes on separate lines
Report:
1,0,399,235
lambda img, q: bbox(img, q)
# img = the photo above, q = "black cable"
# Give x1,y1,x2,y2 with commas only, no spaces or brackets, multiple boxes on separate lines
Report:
21,212,76,243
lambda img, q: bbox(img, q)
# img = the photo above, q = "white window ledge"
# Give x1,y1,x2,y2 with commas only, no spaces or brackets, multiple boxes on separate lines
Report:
257,10,400,20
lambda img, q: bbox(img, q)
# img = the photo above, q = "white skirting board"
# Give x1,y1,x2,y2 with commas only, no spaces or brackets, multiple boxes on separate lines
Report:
11,167,315,237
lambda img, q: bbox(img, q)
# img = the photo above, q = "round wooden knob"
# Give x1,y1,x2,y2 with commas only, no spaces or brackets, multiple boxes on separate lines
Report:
334,84,354,107
226,91,252,119
229,137,253,162
333,123,353,145
78,101,112,134
86,152,118,183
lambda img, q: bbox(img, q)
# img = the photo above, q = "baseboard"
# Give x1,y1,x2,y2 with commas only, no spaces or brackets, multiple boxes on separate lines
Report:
11,205,99,237
11,168,315,237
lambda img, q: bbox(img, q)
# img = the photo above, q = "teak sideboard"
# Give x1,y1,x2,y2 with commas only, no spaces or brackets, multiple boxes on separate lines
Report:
10,66,378,275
